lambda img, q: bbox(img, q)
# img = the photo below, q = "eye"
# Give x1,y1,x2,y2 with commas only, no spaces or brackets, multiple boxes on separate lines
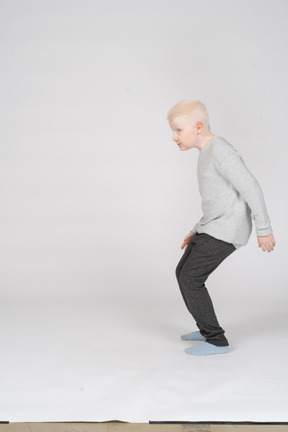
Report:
176,129,182,132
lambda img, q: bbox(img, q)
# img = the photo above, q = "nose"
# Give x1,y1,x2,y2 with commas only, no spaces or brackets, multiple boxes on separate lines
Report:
173,133,178,142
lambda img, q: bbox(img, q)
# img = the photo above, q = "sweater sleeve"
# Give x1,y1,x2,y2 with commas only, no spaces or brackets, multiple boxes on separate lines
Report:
190,223,199,234
213,143,273,237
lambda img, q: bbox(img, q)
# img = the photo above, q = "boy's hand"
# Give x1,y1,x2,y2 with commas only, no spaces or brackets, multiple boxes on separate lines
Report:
181,232,196,251
257,233,276,252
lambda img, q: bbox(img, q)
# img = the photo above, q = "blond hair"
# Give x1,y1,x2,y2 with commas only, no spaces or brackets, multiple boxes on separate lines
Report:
167,99,210,131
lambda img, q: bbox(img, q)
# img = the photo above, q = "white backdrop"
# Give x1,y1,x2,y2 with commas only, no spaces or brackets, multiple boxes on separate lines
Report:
0,0,287,423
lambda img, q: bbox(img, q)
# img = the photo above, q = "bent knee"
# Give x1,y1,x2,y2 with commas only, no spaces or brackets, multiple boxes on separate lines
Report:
178,271,203,291
175,264,182,281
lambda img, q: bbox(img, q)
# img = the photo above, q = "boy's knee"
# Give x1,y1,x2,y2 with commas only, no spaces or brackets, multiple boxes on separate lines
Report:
178,271,203,293
175,264,181,281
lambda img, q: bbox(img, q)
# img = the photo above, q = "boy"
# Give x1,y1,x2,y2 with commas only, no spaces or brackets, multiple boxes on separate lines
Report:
168,100,276,356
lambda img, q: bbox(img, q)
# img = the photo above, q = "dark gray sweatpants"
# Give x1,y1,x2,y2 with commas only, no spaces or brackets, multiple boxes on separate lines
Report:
176,232,236,347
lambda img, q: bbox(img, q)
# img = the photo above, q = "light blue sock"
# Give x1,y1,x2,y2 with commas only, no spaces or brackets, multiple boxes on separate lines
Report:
181,331,206,341
185,342,229,356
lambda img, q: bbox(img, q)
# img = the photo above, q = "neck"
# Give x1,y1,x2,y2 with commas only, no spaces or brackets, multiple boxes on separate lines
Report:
197,132,214,151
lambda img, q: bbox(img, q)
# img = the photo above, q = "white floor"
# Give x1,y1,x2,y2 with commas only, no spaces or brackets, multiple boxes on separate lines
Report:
1,290,287,423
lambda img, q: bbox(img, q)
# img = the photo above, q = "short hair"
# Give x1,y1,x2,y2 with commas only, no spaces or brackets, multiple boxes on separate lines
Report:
167,99,210,131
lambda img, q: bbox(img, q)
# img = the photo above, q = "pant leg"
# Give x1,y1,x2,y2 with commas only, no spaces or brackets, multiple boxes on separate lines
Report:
175,237,195,312
176,232,236,347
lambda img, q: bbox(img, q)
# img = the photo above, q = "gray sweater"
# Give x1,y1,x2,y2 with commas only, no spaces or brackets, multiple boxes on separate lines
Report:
191,135,273,249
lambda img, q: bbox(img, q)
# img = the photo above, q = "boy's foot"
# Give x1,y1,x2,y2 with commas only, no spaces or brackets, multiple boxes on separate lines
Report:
185,342,229,356
181,331,206,341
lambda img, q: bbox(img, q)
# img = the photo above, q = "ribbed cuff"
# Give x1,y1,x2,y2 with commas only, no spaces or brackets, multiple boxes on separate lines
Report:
256,226,273,237
191,223,199,233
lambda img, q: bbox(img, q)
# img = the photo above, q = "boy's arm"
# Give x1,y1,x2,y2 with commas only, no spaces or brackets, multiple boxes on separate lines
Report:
213,143,275,250
190,222,199,234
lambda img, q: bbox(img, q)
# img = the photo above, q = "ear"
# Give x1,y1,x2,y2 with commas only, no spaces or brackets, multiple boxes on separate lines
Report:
195,121,203,134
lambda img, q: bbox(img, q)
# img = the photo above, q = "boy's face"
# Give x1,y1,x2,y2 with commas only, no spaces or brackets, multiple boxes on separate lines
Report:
169,115,198,151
